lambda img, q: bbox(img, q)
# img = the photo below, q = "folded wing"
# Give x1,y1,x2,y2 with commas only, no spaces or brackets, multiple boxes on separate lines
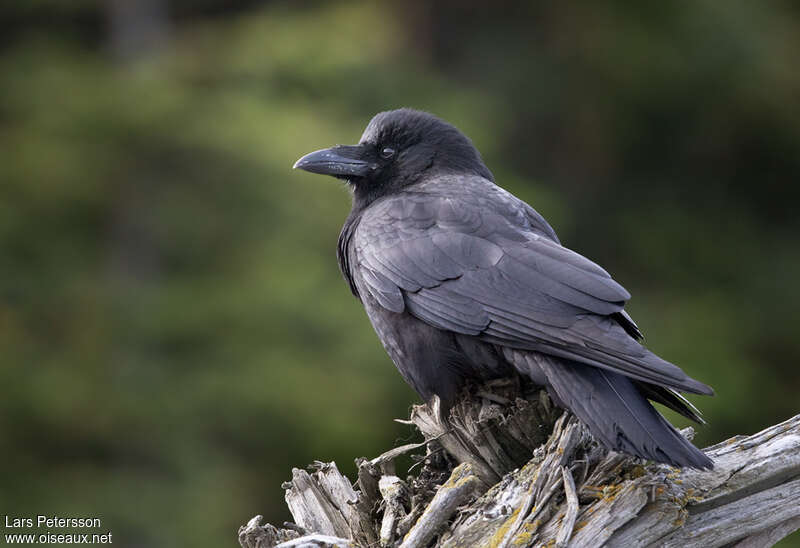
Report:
355,187,712,396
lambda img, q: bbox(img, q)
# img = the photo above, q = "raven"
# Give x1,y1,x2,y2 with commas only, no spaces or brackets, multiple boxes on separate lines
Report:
294,108,713,469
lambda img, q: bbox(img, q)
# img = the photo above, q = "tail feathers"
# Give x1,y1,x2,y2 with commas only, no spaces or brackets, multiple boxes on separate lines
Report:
633,381,706,424
522,353,713,469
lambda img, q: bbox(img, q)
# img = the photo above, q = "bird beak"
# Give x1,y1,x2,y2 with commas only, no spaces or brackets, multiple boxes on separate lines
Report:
293,145,372,178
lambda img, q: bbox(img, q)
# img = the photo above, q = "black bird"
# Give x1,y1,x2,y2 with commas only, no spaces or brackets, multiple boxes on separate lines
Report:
294,108,713,469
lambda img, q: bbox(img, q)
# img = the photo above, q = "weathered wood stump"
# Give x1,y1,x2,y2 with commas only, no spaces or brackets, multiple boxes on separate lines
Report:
238,380,800,548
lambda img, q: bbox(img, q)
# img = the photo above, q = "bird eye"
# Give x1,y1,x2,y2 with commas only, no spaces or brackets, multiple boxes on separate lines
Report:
380,147,396,159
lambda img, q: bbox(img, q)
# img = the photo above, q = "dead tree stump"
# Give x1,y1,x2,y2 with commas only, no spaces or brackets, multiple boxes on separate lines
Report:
238,380,800,548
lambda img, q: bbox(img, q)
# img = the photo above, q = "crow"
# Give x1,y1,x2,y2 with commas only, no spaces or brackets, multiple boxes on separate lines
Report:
294,108,713,469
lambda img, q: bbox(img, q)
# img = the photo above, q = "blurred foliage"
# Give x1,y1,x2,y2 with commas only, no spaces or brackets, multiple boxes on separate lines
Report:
0,1,798,546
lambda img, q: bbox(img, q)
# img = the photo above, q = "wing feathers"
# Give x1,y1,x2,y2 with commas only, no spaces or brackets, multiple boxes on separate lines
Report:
360,267,404,312
505,240,630,301
354,184,710,397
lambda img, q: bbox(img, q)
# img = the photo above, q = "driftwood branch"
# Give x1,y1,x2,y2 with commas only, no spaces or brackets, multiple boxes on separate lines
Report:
239,380,800,547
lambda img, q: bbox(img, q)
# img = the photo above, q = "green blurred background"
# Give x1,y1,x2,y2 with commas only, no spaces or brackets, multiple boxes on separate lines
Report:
1,1,798,546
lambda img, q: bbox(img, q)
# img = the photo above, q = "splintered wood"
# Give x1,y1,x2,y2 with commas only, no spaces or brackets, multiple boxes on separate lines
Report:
239,381,800,548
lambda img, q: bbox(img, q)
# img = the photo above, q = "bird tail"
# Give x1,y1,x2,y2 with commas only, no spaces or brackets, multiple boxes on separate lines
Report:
516,352,713,469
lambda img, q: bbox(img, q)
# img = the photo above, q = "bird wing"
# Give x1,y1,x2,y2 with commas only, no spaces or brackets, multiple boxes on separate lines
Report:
354,181,712,395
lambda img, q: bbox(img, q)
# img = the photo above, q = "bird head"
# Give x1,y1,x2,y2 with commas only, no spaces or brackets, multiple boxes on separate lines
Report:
294,109,493,207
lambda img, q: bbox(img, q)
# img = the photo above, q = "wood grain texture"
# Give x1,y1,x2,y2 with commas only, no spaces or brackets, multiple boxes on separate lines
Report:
238,384,800,548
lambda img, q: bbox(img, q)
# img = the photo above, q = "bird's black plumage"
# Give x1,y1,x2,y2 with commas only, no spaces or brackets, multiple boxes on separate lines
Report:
294,108,714,469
